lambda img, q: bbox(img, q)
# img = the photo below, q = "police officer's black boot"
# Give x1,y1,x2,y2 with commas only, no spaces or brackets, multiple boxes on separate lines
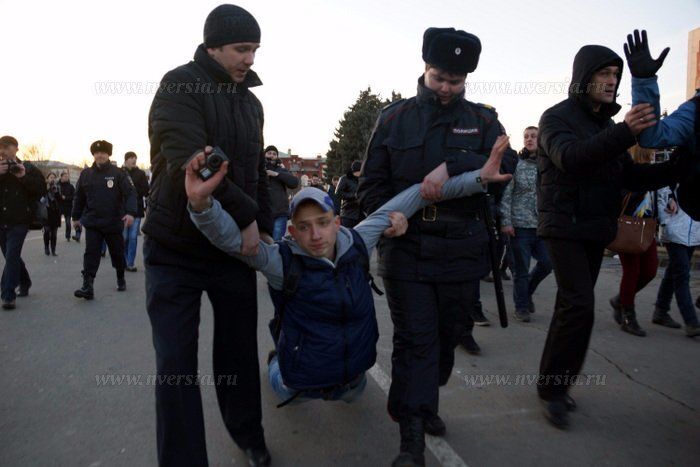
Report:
392,416,425,467
74,273,94,300
621,306,646,337
116,270,126,292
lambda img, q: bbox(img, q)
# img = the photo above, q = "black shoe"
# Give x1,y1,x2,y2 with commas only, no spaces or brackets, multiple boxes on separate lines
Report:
51,251,57,256
652,308,682,329
2,300,16,310
243,445,271,467
501,269,511,281
514,309,531,322
460,334,481,355
621,306,646,337
423,412,446,437
17,283,30,297
392,416,425,467
609,295,622,325
72,235,80,242
686,324,700,338
74,274,94,300
482,273,494,283
66,237,71,242
44,247,50,256
528,300,536,314
540,398,569,429
117,276,126,292
101,252,106,258
472,307,491,326
125,266,137,272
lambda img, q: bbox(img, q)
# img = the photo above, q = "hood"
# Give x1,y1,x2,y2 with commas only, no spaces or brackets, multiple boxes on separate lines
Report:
284,225,354,268
568,45,623,118
193,44,262,89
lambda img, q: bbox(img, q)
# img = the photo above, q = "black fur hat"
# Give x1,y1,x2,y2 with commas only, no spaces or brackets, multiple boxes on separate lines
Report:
422,27,481,74
90,140,112,156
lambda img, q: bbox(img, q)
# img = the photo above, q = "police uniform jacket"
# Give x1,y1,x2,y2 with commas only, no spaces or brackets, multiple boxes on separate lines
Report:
72,162,137,233
358,77,516,282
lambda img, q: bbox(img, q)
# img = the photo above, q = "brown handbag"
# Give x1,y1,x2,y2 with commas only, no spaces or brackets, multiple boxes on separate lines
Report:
607,193,657,254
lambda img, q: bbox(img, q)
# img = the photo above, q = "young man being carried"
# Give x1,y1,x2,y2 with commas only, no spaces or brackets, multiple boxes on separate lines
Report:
185,136,511,416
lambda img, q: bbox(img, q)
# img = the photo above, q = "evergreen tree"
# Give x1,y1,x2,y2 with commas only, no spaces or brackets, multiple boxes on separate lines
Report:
325,88,401,179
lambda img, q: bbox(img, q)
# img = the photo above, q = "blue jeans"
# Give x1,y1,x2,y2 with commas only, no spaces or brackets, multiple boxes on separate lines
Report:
268,356,367,404
0,225,31,302
122,217,142,267
272,216,288,242
655,243,699,326
511,228,552,312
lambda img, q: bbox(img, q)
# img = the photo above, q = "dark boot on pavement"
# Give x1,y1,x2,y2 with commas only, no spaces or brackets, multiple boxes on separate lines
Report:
392,416,425,467
514,309,531,322
2,300,16,310
460,333,481,355
686,324,700,338
17,280,31,297
621,306,646,337
652,307,682,329
609,295,622,325
117,270,126,292
74,273,94,300
423,412,446,437
540,397,569,429
472,304,490,326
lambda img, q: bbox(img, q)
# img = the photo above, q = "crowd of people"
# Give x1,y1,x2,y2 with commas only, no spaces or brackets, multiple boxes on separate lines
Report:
1,4,699,467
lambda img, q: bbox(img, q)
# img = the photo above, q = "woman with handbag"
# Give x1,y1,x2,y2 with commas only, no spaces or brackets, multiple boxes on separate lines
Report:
609,146,659,336
42,172,61,256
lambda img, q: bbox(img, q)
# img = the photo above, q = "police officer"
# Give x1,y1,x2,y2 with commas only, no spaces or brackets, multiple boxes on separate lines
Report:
358,28,516,466
73,140,136,299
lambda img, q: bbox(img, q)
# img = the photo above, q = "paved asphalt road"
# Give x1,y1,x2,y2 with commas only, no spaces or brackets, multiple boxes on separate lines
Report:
1,230,699,466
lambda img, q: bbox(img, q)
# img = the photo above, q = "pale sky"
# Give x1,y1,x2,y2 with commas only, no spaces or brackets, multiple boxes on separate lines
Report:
0,0,697,166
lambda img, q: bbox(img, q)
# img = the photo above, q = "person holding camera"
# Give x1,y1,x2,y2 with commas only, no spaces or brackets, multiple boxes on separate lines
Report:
0,135,45,309
143,4,273,466
72,140,136,299
42,172,61,256
264,145,299,241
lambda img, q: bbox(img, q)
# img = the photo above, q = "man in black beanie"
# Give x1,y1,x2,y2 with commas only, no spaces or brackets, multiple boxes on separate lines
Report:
143,4,272,466
72,140,137,299
358,27,516,467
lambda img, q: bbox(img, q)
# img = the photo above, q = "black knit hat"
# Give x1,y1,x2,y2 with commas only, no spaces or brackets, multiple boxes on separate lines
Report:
264,145,278,155
204,4,260,48
422,27,481,74
90,140,113,156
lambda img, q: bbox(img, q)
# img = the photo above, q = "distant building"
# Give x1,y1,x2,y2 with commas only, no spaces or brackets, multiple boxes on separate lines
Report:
32,160,83,184
278,149,326,183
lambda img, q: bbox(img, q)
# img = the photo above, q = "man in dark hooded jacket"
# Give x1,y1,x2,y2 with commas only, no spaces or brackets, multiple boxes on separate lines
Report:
536,43,694,429
264,145,298,241
336,160,364,228
143,4,272,466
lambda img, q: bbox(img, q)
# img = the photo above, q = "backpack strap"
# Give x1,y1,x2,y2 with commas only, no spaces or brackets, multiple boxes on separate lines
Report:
348,229,383,296
269,242,304,343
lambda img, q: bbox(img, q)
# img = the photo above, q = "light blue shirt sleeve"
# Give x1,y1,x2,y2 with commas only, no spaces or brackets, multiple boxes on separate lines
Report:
632,76,697,148
188,200,285,289
354,170,486,255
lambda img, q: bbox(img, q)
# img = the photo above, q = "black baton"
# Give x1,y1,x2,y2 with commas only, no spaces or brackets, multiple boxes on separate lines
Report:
481,194,508,328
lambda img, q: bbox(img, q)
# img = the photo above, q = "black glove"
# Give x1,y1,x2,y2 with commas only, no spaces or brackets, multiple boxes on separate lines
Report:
624,29,670,78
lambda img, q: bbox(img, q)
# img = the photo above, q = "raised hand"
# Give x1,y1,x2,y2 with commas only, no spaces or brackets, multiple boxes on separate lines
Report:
479,135,513,184
624,29,670,78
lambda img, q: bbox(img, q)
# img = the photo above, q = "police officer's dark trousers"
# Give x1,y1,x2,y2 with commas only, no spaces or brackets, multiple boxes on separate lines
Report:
144,238,263,467
384,278,479,418
538,238,605,401
83,226,125,277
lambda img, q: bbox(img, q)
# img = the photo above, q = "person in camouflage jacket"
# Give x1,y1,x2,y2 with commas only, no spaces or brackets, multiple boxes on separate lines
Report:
499,126,552,322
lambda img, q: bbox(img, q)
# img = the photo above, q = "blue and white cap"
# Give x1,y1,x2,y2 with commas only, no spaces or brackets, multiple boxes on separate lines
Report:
289,187,335,217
